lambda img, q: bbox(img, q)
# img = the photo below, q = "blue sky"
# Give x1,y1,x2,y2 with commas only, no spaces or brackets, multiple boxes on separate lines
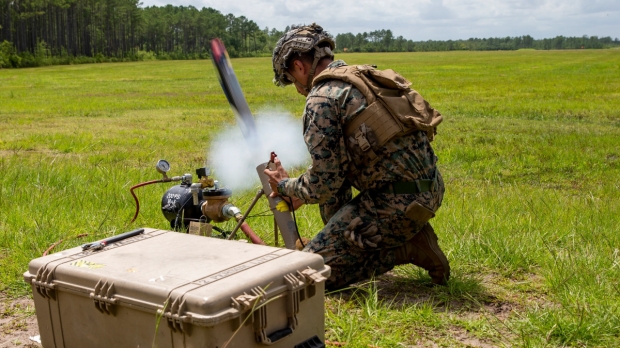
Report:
140,0,619,41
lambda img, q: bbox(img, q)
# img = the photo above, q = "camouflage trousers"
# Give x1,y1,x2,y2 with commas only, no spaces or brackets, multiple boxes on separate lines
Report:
302,172,445,290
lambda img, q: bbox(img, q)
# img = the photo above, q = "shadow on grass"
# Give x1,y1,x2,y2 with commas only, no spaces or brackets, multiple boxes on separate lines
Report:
327,265,506,316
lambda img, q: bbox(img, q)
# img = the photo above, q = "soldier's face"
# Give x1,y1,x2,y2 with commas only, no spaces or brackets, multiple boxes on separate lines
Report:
289,60,310,96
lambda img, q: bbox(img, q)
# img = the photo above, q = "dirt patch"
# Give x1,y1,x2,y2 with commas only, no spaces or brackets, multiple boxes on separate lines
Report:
328,270,549,346
446,326,498,348
482,302,514,321
0,297,40,347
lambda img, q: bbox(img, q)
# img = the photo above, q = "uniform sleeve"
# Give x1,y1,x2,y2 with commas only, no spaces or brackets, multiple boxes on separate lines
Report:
319,180,352,224
281,95,350,204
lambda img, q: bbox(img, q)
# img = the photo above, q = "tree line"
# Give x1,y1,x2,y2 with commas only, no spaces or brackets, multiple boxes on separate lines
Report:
0,0,284,68
335,30,620,53
1,0,619,68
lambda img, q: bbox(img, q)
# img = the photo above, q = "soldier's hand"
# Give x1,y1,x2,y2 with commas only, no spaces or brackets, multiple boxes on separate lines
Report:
282,196,305,211
263,156,290,197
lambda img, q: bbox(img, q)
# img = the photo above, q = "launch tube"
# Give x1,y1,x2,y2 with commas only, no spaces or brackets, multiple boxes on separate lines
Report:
256,162,299,250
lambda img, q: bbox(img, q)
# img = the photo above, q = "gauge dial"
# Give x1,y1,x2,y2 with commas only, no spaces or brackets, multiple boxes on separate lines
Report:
156,160,171,174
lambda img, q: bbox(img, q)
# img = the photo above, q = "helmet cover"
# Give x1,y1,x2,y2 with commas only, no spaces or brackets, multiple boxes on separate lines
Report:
272,23,335,87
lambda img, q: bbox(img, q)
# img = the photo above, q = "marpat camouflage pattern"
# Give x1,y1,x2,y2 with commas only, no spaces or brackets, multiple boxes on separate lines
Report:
280,60,445,290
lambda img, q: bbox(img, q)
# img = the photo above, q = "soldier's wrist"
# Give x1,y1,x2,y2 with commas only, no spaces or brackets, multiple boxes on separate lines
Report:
277,179,289,196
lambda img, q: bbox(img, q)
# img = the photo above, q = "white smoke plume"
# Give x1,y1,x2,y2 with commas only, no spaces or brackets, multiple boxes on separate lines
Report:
207,108,309,192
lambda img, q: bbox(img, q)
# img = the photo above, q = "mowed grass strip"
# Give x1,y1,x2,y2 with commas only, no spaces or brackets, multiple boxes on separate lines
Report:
1,50,619,346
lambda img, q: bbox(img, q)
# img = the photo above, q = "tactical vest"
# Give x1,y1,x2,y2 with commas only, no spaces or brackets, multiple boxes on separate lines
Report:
312,64,443,169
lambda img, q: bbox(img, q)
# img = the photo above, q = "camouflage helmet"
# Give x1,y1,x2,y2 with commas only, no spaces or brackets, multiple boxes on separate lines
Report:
272,23,335,89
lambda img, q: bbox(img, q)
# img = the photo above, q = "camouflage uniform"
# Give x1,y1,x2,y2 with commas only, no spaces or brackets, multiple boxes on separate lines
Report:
279,60,445,290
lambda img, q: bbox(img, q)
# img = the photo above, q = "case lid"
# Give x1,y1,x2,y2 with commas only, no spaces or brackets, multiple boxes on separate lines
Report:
24,228,330,327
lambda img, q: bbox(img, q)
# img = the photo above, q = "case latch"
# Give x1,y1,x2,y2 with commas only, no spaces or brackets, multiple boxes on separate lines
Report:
255,269,326,345
233,293,261,311
229,292,260,331
300,267,326,284
90,280,117,315
32,266,56,299
250,285,297,345
300,267,326,299
250,286,272,344
229,269,327,345
284,273,305,330
161,297,189,333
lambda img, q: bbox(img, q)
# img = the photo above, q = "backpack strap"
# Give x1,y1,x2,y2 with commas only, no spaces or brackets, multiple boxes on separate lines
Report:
313,65,377,104
312,64,443,171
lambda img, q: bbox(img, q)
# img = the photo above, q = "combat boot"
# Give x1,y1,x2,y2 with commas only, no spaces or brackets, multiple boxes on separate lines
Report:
394,224,450,285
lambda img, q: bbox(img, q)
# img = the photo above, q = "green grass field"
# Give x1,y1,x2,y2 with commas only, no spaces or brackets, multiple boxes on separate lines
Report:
1,50,619,346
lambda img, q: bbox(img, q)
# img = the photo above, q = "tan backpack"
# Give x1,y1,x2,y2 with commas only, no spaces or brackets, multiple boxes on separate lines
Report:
312,64,443,168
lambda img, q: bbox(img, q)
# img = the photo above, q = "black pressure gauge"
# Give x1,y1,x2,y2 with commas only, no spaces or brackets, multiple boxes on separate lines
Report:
156,160,171,175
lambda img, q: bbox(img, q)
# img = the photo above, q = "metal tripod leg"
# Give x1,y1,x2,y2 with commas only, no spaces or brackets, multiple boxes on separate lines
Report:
228,189,264,240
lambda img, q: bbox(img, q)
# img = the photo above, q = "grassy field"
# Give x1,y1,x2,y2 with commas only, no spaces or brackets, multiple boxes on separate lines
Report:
1,50,619,347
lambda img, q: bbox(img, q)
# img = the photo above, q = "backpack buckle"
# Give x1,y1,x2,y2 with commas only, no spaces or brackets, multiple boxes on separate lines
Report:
355,131,371,152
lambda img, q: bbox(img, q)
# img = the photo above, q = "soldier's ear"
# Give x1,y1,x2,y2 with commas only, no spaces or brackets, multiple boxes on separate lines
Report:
292,59,308,76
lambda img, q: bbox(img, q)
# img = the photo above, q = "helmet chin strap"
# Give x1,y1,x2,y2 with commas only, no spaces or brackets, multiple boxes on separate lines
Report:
284,72,310,97
301,46,333,96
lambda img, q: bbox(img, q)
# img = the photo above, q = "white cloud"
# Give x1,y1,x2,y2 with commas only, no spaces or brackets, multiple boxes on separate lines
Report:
140,0,620,40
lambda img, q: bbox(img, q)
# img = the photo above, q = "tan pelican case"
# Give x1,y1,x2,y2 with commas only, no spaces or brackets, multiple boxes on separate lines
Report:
23,228,330,348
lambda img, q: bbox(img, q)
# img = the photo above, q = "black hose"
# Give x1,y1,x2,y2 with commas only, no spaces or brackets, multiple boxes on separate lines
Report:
284,196,304,249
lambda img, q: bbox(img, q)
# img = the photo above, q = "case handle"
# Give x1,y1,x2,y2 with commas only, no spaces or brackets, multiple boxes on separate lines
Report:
254,268,327,345
266,327,293,343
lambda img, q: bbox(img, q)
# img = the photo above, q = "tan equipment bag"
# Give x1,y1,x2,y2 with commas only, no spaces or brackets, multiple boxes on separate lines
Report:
313,65,443,168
